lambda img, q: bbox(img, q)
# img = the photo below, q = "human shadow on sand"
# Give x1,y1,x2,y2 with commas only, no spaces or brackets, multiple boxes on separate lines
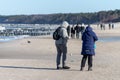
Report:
0,66,79,71
0,66,56,70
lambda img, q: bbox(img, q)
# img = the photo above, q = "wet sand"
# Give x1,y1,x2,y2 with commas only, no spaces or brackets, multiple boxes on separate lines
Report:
0,27,120,80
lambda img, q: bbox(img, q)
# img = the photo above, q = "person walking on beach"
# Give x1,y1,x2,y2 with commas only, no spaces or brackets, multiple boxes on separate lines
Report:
80,23,85,36
67,25,71,38
71,25,76,39
75,24,81,39
80,25,98,71
112,23,114,29
108,23,111,30
55,21,70,70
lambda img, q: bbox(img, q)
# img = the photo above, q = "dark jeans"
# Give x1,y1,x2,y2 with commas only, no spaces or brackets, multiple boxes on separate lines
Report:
81,54,93,68
56,44,67,67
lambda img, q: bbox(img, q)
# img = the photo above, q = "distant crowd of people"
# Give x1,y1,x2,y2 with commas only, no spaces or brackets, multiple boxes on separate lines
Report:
67,23,85,39
98,23,114,30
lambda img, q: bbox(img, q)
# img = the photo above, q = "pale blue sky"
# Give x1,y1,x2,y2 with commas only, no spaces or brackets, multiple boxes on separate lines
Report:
0,0,120,15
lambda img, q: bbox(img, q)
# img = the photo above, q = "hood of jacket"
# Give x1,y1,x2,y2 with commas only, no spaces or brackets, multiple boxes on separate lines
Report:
85,26,93,32
84,26,93,36
61,21,69,28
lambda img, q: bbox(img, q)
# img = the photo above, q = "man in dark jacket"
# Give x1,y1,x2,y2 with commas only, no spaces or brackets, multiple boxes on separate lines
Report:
80,25,98,71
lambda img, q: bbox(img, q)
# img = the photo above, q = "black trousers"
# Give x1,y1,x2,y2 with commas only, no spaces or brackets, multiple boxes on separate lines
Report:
81,54,93,68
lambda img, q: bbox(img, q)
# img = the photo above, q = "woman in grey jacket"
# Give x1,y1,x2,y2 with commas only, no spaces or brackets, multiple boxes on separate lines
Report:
55,21,70,69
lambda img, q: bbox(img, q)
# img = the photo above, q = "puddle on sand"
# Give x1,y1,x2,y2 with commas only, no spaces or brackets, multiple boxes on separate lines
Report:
99,37,120,42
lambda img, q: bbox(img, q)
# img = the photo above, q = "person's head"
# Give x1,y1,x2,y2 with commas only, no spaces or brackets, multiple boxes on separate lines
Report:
85,26,93,32
87,24,90,26
81,23,85,27
61,21,69,28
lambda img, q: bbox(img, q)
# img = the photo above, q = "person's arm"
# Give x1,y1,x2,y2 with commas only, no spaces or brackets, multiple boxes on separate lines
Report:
62,28,69,39
93,32,98,42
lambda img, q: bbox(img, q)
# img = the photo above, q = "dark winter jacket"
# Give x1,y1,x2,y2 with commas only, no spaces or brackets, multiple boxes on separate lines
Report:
81,26,98,55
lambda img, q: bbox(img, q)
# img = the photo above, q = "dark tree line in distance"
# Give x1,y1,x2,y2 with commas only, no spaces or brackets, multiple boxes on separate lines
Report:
0,9,120,24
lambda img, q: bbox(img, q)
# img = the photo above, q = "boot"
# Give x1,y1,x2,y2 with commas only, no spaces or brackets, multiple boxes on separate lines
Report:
80,67,84,71
88,67,92,71
62,66,70,69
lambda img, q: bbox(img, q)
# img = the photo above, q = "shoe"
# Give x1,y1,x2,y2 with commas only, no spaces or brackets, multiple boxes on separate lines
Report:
88,67,92,71
80,67,84,71
57,66,62,70
62,66,70,69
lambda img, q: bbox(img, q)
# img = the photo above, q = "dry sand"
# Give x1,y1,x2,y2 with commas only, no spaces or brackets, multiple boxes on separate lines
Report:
0,27,120,80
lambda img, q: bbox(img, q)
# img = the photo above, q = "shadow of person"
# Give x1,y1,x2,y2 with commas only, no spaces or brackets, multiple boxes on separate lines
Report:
0,66,82,71
0,66,56,70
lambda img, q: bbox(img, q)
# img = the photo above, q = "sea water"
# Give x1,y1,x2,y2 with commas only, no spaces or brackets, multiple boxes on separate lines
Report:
1,35,120,42
99,37,120,42
0,35,29,42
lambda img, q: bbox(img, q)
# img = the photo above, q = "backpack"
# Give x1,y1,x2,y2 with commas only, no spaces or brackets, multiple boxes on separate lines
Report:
53,27,62,40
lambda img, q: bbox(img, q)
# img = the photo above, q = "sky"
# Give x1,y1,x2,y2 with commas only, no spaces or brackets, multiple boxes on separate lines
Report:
0,0,120,15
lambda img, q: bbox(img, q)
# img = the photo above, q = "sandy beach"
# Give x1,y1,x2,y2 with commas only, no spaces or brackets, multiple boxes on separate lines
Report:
0,26,120,80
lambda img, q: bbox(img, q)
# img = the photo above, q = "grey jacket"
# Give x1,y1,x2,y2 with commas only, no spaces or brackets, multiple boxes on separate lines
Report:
55,26,69,45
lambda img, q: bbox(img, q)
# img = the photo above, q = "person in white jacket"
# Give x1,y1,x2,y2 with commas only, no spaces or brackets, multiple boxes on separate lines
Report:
55,21,70,69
